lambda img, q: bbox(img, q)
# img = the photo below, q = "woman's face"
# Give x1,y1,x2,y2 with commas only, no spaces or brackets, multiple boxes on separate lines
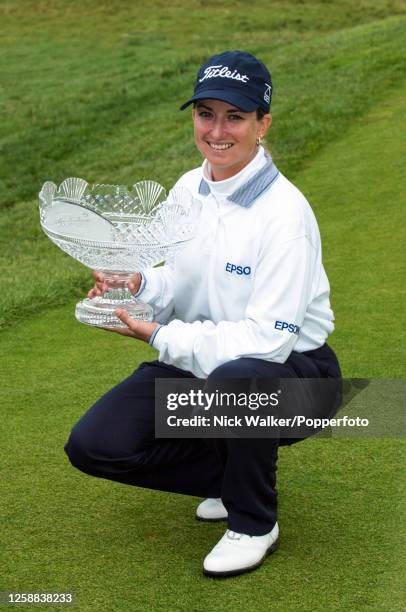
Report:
192,99,272,181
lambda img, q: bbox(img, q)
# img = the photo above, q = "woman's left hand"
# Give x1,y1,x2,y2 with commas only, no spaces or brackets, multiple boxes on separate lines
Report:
103,308,159,343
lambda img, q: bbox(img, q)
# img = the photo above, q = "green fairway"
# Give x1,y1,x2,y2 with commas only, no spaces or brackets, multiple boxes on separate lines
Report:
294,84,406,377
1,305,404,611
1,1,405,610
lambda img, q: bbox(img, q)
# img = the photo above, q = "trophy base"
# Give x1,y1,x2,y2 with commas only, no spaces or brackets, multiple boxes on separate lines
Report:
75,297,153,328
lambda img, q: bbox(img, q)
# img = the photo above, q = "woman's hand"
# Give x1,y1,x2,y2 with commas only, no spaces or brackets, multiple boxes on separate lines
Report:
88,271,153,341
87,271,142,298
106,309,159,343
88,270,108,298
127,272,142,295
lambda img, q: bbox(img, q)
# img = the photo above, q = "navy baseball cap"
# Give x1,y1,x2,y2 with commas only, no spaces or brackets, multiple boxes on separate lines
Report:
180,50,272,113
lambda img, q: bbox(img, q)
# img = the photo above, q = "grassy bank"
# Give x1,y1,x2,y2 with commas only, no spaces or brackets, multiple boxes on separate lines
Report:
1,10,405,329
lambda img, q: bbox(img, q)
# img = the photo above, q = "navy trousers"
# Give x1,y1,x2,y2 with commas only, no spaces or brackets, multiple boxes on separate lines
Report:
65,344,341,536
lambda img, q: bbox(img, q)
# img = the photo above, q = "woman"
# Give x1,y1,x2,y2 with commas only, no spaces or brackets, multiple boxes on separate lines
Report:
65,51,341,578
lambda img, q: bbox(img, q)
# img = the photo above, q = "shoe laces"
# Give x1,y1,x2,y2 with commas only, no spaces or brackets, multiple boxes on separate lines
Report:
226,530,243,540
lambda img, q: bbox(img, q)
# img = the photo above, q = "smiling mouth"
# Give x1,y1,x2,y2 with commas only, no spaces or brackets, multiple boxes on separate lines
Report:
207,143,234,150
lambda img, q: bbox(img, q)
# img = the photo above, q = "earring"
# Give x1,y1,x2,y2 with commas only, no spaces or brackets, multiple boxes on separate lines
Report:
256,135,262,146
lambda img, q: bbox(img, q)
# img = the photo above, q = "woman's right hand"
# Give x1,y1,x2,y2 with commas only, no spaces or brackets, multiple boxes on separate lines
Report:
87,271,142,299
88,271,108,298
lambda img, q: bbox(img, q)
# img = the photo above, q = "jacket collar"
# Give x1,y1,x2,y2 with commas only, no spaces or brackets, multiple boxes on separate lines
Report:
198,154,279,208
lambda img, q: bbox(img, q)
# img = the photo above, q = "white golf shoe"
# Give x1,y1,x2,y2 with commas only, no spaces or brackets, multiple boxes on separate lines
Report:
195,498,228,521
203,523,279,578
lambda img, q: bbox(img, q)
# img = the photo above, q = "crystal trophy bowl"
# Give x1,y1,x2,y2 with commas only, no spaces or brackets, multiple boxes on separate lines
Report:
39,178,201,328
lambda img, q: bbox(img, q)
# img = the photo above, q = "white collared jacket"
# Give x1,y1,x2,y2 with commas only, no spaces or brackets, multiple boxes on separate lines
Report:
138,147,335,378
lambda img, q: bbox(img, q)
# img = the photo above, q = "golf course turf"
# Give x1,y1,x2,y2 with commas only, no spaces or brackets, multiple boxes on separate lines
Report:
1,2,405,610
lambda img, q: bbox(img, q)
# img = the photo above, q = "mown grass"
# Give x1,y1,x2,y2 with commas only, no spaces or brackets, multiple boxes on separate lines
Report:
1,4,406,208
2,78,405,612
294,84,406,377
1,305,405,611
1,2,405,610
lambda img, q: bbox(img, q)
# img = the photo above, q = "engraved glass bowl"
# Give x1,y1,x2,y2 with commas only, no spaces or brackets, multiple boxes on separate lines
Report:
39,178,201,327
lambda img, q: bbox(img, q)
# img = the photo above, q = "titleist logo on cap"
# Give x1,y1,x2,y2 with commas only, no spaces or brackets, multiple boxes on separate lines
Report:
179,51,272,112
199,65,250,84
